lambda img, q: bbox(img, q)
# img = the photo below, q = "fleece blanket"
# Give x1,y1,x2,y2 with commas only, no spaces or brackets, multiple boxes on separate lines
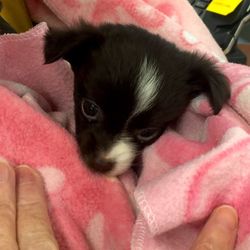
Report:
1,0,249,249
0,24,134,250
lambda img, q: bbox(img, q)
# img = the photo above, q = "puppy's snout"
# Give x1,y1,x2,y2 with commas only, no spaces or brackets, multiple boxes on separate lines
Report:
91,157,114,173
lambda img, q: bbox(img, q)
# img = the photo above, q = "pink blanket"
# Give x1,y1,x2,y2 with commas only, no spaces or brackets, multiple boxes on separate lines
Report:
0,24,134,250
3,0,250,249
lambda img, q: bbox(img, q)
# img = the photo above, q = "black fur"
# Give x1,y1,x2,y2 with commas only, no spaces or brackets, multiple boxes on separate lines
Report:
44,22,230,175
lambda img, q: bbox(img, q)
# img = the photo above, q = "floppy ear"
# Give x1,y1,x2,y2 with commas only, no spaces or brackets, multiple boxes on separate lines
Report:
44,22,105,66
188,57,231,114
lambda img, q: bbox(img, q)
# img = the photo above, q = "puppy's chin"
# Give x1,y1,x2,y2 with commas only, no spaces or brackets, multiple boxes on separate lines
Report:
105,161,133,176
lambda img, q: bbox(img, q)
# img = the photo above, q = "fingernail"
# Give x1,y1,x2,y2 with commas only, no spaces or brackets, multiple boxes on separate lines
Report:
195,242,213,250
17,165,37,183
0,158,9,164
212,205,238,231
0,161,10,181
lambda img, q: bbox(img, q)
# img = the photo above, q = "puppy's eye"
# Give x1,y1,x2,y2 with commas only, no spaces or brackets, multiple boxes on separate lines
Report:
81,99,102,121
136,128,159,143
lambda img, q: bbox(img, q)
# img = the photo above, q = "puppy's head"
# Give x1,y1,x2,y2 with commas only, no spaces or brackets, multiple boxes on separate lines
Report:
44,22,230,176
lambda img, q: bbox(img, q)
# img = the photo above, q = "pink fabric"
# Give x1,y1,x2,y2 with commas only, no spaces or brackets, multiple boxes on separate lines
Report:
0,80,69,127
0,23,134,250
10,0,250,249
25,0,226,61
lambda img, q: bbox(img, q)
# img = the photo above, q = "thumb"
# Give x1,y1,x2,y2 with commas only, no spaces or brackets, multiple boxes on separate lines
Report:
191,205,238,250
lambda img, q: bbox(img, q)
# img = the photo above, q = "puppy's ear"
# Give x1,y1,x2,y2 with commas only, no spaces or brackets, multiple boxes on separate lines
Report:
188,57,230,114
44,22,105,66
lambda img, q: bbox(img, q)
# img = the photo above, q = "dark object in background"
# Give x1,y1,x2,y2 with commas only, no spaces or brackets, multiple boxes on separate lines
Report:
238,43,250,66
0,15,16,34
189,0,250,64
0,1,16,34
0,1,16,35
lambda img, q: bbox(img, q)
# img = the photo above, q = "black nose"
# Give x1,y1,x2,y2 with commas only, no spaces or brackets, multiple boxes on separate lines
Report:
91,158,114,173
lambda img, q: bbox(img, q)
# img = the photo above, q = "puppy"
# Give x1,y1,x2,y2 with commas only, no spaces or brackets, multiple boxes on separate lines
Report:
44,22,230,176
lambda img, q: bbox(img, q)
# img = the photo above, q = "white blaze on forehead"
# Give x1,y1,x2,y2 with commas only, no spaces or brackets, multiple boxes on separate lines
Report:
103,137,136,176
134,57,161,115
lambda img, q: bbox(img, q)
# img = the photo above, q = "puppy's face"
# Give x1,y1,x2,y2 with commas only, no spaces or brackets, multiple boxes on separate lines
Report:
44,23,230,176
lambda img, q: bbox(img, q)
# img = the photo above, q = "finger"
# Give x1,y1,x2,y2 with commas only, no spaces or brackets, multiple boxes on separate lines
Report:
0,161,18,250
16,165,59,250
191,205,238,250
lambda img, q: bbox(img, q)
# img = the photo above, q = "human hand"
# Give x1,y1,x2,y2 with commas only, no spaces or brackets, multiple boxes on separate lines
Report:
0,161,58,250
191,205,238,250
